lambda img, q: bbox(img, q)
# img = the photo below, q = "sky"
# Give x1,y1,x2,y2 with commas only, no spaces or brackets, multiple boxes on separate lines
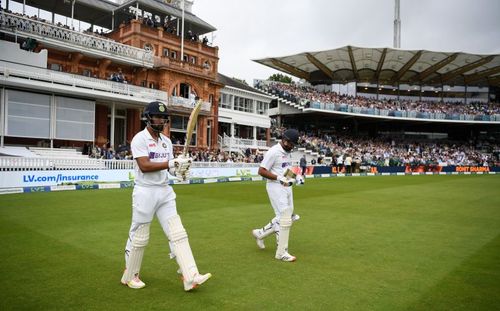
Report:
193,0,500,84
4,0,499,85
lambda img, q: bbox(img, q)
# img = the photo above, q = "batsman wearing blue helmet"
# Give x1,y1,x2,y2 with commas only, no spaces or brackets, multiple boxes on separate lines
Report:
252,128,301,262
120,101,211,291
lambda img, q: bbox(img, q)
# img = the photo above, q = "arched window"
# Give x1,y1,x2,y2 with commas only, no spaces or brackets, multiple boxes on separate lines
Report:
179,83,194,98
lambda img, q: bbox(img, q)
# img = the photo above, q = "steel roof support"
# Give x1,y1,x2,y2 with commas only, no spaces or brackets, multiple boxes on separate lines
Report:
305,53,334,80
440,55,495,84
347,46,359,80
413,53,459,84
270,59,310,80
374,48,387,84
390,50,422,84
465,66,500,85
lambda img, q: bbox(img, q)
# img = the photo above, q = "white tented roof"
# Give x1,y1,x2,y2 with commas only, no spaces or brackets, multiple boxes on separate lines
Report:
254,46,500,87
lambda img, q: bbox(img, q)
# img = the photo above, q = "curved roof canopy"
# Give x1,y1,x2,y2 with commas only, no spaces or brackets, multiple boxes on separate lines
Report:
254,46,500,87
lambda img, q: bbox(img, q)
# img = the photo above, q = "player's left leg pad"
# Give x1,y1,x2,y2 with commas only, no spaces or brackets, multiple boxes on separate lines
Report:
167,215,211,291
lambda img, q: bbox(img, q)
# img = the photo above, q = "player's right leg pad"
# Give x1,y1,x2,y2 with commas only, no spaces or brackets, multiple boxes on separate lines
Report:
121,223,150,288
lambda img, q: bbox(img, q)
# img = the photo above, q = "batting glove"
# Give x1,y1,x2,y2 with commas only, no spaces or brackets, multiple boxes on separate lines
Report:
278,175,295,187
175,156,192,181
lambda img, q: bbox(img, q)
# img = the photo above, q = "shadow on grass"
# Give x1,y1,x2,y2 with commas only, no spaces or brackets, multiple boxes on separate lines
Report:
406,233,500,311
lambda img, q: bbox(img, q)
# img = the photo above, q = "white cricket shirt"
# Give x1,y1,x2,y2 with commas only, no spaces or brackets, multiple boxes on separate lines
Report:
260,142,292,183
131,127,173,186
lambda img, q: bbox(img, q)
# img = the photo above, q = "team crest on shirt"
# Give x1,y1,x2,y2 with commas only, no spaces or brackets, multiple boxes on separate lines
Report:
162,142,167,148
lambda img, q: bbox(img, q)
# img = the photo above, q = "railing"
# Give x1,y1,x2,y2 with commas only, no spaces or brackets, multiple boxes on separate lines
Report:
256,82,500,123
0,11,154,67
169,96,212,112
0,156,259,171
307,101,500,122
220,134,268,149
0,65,168,102
153,56,215,78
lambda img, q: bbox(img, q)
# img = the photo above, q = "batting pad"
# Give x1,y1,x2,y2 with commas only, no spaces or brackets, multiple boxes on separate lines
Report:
123,223,150,282
255,218,279,239
167,215,199,282
276,216,293,257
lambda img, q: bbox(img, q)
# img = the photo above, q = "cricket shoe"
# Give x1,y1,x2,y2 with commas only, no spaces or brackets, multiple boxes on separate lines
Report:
183,273,212,291
252,229,266,249
121,271,146,289
275,252,296,262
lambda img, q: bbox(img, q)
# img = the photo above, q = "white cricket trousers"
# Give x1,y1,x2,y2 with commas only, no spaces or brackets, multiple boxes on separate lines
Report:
125,185,178,262
266,182,294,218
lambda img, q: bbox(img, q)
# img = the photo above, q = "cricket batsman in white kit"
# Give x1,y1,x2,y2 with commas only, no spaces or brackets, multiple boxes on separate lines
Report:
252,129,301,262
121,101,211,291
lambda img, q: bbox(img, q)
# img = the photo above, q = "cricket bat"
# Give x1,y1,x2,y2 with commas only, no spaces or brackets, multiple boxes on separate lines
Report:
284,168,297,179
183,98,203,157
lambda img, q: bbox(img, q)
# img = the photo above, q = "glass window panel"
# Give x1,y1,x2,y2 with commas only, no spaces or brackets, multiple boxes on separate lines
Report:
7,90,51,138
171,115,184,130
8,116,50,137
56,120,94,141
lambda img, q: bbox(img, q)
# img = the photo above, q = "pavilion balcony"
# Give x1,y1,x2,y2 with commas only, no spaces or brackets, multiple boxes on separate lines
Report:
154,56,215,79
169,95,212,113
0,11,154,68
0,61,167,103
218,133,269,152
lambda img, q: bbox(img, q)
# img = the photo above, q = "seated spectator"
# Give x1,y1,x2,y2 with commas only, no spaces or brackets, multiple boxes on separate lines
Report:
109,73,118,82
116,69,126,83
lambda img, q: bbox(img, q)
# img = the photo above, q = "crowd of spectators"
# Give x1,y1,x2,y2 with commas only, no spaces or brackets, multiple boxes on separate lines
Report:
257,81,500,116
82,128,498,167
84,142,262,163
86,143,132,160
1,9,112,39
178,147,264,163
122,13,209,45
293,130,499,167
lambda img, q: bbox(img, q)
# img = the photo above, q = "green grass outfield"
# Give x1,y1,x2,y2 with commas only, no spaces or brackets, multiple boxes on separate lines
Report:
1,175,499,311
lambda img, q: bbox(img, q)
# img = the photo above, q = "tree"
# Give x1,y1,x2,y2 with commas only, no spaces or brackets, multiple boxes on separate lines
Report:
268,73,293,84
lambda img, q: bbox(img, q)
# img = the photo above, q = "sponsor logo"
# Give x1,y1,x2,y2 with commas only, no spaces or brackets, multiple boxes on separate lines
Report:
28,186,48,192
455,166,490,172
120,181,134,188
236,169,252,177
281,162,291,168
78,184,98,190
148,152,168,159
149,143,156,147
23,174,99,183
